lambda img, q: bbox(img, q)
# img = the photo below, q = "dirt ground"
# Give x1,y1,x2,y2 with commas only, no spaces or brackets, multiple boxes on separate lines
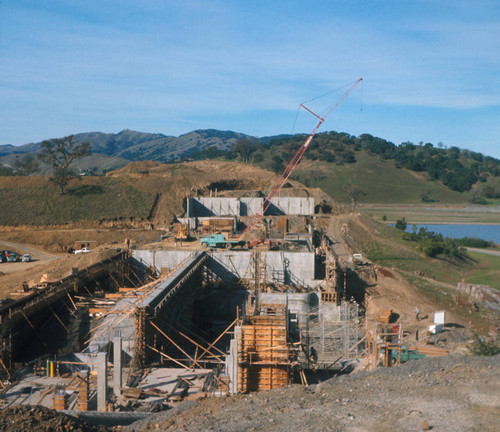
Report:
0,405,115,432
0,248,118,298
129,354,499,432
0,196,499,430
1,354,497,432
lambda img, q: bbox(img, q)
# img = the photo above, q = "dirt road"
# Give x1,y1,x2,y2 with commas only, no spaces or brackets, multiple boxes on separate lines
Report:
466,247,500,257
0,240,63,274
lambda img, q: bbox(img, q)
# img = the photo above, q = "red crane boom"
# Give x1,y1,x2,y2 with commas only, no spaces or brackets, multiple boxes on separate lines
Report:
242,78,363,236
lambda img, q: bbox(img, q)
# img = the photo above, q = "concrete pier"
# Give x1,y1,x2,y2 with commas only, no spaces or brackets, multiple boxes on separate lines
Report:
113,333,122,397
97,352,108,412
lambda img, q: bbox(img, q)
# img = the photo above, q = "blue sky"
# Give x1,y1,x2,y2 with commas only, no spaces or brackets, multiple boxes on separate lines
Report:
1,1,499,158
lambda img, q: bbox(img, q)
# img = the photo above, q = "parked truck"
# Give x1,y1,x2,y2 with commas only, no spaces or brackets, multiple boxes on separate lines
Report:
200,234,245,249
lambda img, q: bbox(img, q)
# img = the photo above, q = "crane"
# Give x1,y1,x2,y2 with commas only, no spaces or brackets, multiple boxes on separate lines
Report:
242,78,363,237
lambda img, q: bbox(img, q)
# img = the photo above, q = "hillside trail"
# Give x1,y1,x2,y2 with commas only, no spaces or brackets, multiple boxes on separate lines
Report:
466,247,500,257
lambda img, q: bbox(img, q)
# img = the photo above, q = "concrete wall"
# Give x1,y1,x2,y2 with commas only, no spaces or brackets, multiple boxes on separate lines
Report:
240,197,263,216
266,197,315,216
187,198,240,217
133,249,193,274
260,292,319,315
133,249,317,288
187,197,314,217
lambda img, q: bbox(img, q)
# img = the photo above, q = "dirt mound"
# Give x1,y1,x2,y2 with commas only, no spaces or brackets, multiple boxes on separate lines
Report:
0,406,115,432
128,354,499,432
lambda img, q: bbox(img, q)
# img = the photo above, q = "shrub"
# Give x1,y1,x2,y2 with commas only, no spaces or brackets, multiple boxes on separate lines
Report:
467,334,500,356
395,217,407,231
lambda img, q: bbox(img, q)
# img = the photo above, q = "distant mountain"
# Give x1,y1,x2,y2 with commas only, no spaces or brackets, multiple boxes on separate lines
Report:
0,129,254,162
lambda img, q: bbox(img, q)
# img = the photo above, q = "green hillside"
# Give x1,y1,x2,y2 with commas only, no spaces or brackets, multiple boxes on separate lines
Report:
2,129,499,206
290,152,469,204
186,131,500,205
0,177,156,225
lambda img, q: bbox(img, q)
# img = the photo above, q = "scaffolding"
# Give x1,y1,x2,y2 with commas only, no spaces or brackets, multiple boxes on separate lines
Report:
300,299,360,367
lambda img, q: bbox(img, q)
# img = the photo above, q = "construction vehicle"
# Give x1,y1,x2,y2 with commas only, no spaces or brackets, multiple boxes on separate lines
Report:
200,233,245,249
173,222,190,241
247,239,274,250
352,253,365,264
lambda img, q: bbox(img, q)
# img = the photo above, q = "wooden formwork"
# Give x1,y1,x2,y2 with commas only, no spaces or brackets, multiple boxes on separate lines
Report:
364,320,403,370
237,308,294,392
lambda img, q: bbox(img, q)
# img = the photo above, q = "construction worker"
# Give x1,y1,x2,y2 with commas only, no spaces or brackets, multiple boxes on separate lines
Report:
415,306,420,321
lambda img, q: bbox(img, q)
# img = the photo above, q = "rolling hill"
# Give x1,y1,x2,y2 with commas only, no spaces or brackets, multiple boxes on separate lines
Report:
1,129,499,205
0,129,251,162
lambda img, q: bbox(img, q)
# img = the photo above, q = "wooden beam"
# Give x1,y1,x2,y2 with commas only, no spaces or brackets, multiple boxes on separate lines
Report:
198,318,237,361
146,345,190,369
21,310,48,349
149,320,203,369
65,289,78,311
47,304,69,333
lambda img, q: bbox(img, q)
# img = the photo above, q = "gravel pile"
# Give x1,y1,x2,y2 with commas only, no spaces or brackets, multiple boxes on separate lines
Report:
0,406,118,432
1,355,497,431
128,354,499,432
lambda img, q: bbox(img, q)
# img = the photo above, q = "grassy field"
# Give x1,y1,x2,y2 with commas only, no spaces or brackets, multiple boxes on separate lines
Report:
363,221,499,289
464,252,500,290
0,177,156,225
360,204,500,224
291,151,478,204
364,236,475,285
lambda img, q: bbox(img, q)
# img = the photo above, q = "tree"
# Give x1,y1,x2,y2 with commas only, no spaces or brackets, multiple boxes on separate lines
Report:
420,190,431,203
271,155,284,173
13,154,39,175
232,138,257,163
395,217,407,231
38,135,91,194
346,185,366,209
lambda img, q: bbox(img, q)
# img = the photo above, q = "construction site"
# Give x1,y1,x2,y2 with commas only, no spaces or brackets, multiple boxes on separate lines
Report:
0,189,375,410
1,80,497,431
0,177,458,425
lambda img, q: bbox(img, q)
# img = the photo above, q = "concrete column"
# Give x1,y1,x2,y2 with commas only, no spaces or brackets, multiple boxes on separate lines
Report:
228,326,241,394
97,352,108,412
113,333,122,397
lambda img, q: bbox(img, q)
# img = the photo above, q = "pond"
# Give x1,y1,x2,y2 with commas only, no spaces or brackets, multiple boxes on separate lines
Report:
399,224,500,244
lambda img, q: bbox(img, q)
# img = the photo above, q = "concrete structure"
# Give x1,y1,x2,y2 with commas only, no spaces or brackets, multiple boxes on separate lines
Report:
226,327,240,395
88,252,207,357
96,352,107,412
240,197,264,216
133,249,318,288
113,333,122,397
266,197,315,216
186,197,314,217
187,197,242,217
0,252,128,368
259,292,319,317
